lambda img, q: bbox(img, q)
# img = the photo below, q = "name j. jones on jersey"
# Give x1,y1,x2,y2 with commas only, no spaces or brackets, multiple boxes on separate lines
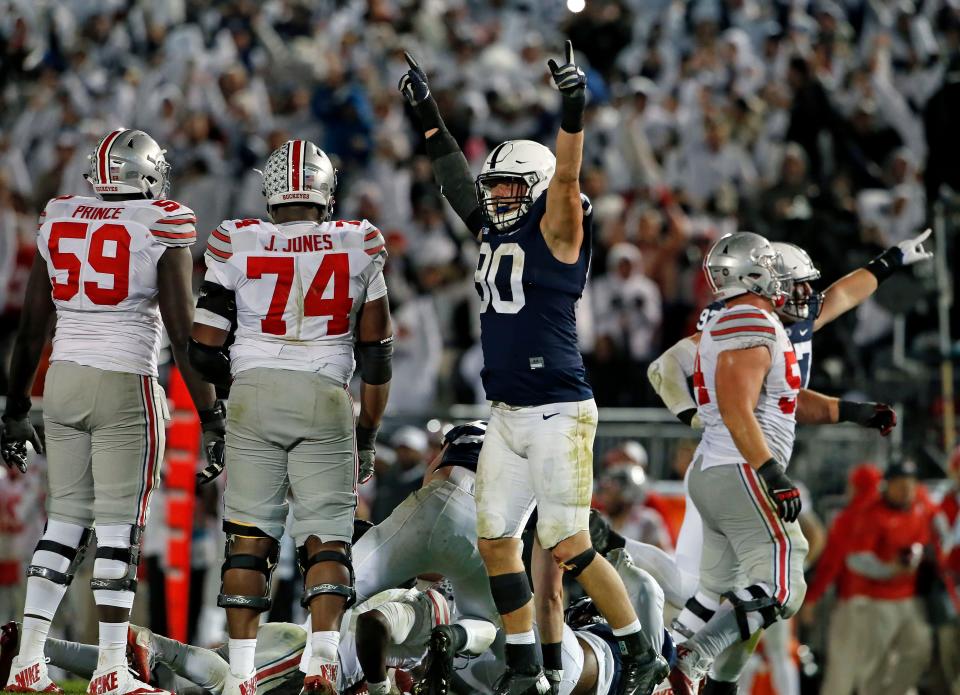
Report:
263,233,334,253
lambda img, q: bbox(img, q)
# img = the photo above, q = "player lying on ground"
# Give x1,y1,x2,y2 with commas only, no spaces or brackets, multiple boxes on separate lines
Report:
399,41,666,695
2,128,223,695
188,140,393,695
0,552,668,695
0,586,448,695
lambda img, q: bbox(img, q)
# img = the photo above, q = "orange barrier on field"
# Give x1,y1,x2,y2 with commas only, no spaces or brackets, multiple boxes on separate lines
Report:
163,368,199,642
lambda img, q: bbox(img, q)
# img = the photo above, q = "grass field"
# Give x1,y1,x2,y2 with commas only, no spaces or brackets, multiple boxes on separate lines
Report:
2,679,87,694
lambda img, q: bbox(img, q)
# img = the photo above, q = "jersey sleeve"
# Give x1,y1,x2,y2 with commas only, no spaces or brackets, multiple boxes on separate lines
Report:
148,201,198,247
359,219,387,263
203,221,241,290
707,307,778,353
205,222,234,265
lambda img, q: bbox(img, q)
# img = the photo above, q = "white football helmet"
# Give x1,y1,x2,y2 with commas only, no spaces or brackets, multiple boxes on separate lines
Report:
704,232,791,306
772,241,823,321
475,140,555,232
261,140,337,219
84,128,171,199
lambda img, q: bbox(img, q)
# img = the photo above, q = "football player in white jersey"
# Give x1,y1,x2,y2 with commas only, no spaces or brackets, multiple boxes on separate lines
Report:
1,128,223,695
189,140,393,695
640,231,932,694
665,232,812,694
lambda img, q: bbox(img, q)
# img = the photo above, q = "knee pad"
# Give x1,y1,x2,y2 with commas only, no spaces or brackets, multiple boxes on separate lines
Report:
488,572,532,615
298,544,355,608
218,521,280,612
90,525,142,595
557,547,597,578
721,584,781,641
28,522,93,587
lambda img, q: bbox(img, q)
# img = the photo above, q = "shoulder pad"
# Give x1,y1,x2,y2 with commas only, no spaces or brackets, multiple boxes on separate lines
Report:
148,199,197,247
708,306,777,343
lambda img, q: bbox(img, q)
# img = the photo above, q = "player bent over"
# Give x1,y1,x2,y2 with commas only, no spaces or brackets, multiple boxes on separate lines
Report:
667,232,810,694
2,129,223,695
399,42,667,695
189,141,392,695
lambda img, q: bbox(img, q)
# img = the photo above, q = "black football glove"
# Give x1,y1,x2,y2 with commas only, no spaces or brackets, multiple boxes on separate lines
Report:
838,401,897,436
1,396,41,473
356,423,379,485
196,400,226,485
398,51,442,131
757,460,802,523
547,40,587,132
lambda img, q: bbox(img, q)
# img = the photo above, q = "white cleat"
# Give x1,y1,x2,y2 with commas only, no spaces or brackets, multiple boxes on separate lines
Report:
5,655,63,693
223,670,258,695
86,664,172,695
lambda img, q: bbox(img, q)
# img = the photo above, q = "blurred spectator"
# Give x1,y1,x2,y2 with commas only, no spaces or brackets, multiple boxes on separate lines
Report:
589,243,661,405
371,427,428,523
594,456,672,551
805,464,884,612
823,460,936,695
0,459,45,623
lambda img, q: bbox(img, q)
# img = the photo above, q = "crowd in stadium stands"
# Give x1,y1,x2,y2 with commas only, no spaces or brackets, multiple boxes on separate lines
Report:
1,1,960,691
1,0,958,410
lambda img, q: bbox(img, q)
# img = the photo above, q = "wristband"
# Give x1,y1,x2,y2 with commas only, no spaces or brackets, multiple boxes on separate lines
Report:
863,248,899,283
413,96,443,132
559,93,585,133
757,459,781,477
356,423,379,451
838,400,871,424
3,395,32,419
198,400,226,429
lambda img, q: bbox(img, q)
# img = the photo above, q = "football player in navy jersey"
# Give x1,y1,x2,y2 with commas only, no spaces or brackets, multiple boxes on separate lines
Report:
399,43,668,695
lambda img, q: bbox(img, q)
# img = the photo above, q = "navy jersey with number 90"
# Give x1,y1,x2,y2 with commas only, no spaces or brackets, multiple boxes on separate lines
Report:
475,193,594,405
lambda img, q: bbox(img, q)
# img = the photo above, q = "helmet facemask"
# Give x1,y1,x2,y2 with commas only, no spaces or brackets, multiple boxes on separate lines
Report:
779,280,824,322
475,171,541,233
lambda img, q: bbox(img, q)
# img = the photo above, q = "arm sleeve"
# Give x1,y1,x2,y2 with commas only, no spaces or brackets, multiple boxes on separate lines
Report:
647,337,700,424
425,130,484,236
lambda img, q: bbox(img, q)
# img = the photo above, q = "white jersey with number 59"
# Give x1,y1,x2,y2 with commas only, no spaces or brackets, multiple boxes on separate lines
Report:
693,305,800,470
36,195,197,377
199,217,387,383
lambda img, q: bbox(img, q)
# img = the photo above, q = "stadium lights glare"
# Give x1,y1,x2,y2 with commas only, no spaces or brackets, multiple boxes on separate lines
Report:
567,0,586,13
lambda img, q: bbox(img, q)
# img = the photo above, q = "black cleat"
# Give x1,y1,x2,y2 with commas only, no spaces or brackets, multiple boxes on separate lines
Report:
0,621,19,688
413,624,459,695
492,666,551,695
618,632,671,695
